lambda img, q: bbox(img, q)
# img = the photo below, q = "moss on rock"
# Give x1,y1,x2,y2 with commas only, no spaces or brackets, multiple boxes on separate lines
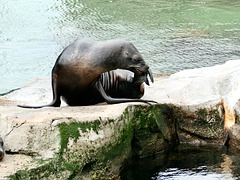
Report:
58,120,101,155
177,104,226,146
10,103,227,179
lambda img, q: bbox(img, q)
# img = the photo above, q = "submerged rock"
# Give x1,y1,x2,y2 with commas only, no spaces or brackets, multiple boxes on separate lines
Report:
0,60,240,178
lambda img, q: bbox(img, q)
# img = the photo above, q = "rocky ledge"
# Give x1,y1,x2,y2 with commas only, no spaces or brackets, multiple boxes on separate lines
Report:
1,60,240,179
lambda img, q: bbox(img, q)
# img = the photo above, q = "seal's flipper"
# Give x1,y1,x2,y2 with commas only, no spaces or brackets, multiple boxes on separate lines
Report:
17,95,61,108
95,81,157,104
17,104,49,109
17,75,61,109
17,99,61,109
148,68,154,83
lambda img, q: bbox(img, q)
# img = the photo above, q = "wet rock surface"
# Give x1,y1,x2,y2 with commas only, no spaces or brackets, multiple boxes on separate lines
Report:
1,60,240,179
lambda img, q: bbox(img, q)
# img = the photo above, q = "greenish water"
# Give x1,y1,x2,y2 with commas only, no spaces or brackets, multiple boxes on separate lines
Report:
1,0,240,94
1,1,240,178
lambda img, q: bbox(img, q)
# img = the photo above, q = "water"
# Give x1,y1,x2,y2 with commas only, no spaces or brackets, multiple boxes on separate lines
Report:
1,0,240,178
1,0,240,94
120,149,240,179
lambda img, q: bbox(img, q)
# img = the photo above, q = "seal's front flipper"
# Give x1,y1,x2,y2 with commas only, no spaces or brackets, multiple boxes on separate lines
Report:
0,136,5,161
95,81,157,104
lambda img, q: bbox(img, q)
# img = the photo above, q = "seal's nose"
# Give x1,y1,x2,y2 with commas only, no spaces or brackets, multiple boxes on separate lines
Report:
145,63,149,69
143,63,149,72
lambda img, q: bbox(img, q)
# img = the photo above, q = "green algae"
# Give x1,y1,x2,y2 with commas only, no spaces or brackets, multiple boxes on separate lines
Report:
58,120,101,155
131,104,179,157
197,108,208,120
177,105,225,140
10,159,69,180
9,103,189,179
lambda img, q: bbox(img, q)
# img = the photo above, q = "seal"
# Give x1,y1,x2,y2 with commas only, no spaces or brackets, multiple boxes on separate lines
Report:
0,136,4,161
97,69,152,104
18,38,156,108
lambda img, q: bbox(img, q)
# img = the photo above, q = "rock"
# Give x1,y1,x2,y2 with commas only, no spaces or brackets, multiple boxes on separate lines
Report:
1,60,240,178
144,60,240,147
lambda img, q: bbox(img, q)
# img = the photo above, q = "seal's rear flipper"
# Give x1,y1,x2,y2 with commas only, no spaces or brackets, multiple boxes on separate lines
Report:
18,74,61,109
17,85,61,109
17,98,61,109
17,101,61,109
95,81,157,104
17,104,50,109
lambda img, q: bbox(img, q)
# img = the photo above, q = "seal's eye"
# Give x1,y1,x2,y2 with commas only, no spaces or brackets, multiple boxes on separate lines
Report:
133,58,141,62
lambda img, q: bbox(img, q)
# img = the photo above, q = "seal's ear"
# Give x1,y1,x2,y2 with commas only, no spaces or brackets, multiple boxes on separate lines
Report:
124,51,131,59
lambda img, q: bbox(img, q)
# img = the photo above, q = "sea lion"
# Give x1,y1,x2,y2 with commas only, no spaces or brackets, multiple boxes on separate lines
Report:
0,136,4,161
97,69,152,104
18,38,156,108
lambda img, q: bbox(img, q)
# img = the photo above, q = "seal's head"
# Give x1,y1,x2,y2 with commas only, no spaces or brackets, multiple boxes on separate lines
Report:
121,42,154,85
0,137,4,161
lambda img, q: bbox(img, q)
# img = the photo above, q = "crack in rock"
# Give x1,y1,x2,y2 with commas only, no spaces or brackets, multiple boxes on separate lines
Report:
4,120,26,138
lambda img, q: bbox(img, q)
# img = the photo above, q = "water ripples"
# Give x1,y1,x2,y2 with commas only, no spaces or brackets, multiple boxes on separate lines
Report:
120,150,240,179
1,0,240,93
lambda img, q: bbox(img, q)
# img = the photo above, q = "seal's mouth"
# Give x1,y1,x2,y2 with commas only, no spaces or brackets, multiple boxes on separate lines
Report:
135,68,143,75
132,67,154,86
